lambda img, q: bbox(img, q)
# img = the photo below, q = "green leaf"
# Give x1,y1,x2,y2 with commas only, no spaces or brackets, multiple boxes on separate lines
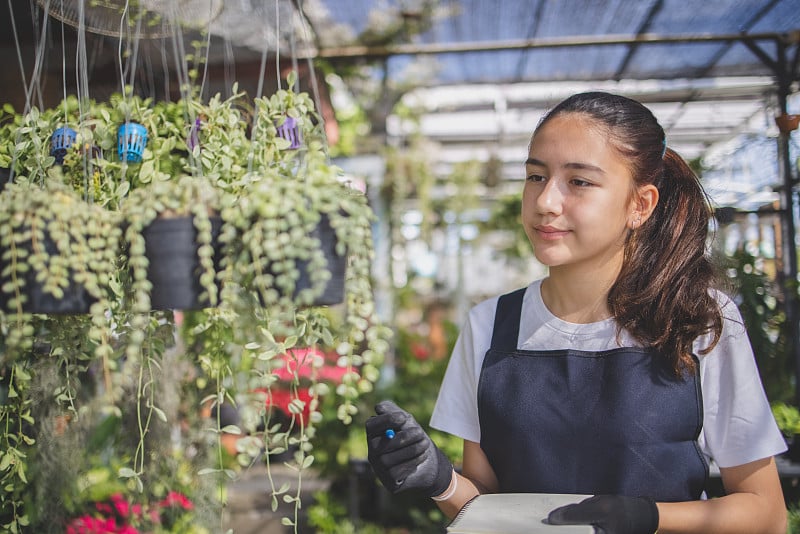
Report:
115,181,130,198
14,367,31,381
0,453,12,471
151,405,168,423
118,467,138,478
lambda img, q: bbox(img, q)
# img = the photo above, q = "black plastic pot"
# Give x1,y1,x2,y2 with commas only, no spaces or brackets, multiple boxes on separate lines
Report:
142,216,223,310
294,213,346,306
0,230,95,314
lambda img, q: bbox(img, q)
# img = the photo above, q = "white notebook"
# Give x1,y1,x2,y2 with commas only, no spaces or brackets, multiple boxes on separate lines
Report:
447,493,594,534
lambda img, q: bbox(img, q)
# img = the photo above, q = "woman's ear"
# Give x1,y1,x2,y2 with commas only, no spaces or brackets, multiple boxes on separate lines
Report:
629,184,659,229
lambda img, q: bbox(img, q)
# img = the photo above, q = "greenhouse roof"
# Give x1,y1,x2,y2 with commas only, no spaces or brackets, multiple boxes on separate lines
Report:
1,0,798,207
306,0,800,85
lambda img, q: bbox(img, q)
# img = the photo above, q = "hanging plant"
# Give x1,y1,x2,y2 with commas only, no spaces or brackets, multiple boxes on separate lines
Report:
0,77,391,533
121,173,222,313
191,78,391,531
0,177,121,352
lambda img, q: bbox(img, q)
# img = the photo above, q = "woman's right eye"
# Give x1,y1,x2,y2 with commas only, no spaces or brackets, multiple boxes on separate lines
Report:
526,174,546,182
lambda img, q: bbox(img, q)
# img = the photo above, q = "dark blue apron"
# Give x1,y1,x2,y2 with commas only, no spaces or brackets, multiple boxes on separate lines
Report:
478,288,708,501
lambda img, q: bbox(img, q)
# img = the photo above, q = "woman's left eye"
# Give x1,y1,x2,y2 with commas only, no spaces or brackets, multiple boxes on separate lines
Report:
526,174,546,182
571,178,592,187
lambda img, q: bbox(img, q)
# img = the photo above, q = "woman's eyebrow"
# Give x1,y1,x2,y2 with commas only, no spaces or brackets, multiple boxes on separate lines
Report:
525,157,605,174
564,162,605,174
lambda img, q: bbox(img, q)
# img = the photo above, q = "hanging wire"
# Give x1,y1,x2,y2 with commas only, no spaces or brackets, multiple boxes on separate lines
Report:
9,0,53,184
8,0,32,109
126,7,144,97
159,27,171,99
275,0,281,91
21,0,51,115
253,2,270,102
117,0,130,98
59,0,68,122
196,0,214,101
75,0,93,200
166,1,201,176
289,5,299,88
295,0,328,156
30,0,46,109
248,0,275,175
223,34,235,96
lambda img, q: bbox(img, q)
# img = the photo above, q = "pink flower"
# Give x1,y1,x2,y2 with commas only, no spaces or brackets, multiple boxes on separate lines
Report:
159,491,194,510
66,515,96,534
65,515,120,534
112,498,131,519
95,502,113,516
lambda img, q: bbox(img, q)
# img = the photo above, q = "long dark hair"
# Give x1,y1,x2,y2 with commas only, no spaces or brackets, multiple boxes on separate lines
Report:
536,92,722,375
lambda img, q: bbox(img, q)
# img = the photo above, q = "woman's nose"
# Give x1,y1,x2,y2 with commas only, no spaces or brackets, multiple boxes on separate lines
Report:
535,179,564,215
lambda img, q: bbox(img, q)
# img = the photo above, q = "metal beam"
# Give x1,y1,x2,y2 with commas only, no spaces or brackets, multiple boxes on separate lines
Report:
612,0,664,80
314,30,800,60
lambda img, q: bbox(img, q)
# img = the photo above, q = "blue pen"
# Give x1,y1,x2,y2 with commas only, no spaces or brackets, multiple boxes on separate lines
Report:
385,428,396,439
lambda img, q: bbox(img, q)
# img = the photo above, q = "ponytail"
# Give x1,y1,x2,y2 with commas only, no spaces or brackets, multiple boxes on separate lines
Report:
608,148,723,375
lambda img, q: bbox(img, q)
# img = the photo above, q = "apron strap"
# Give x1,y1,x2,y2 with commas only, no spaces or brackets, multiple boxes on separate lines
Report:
490,287,526,351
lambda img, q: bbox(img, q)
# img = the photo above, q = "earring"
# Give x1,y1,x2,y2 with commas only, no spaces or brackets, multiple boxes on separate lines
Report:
631,215,642,230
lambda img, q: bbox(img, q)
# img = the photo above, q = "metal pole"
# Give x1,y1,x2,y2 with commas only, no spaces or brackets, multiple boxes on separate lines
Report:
776,115,800,407
741,35,800,404
771,43,800,406
311,30,800,61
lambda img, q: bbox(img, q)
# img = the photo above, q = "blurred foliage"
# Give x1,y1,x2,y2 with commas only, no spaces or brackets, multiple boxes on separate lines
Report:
724,249,792,404
480,193,533,259
790,504,800,534
772,401,800,437
307,303,461,533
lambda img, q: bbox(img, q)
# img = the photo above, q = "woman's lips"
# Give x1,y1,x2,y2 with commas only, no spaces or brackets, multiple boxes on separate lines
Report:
535,225,570,240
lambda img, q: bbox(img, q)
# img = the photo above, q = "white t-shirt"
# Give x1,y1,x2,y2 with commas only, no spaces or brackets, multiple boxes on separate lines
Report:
430,279,786,469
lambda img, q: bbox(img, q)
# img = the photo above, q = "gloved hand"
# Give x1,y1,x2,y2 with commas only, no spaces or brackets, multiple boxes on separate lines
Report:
365,400,453,497
546,495,659,534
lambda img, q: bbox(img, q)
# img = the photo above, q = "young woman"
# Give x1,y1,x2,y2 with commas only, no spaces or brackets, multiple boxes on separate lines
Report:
365,92,787,534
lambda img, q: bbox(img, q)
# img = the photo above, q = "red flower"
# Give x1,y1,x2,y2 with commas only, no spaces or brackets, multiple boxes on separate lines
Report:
159,491,194,511
411,342,430,360
65,515,122,534
110,494,131,518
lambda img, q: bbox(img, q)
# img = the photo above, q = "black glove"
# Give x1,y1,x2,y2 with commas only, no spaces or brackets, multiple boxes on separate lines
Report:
547,495,659,534
365,400,453,497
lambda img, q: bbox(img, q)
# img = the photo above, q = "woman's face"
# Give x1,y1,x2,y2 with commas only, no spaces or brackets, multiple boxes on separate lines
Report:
522,113,638,275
